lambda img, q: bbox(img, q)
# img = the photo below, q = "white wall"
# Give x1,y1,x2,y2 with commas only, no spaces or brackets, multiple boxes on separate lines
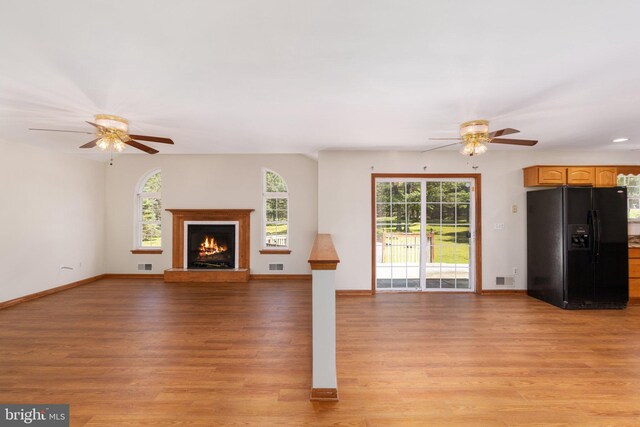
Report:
105,154,317,275
0,140,105,303
318,150,640,291
3,144,636,299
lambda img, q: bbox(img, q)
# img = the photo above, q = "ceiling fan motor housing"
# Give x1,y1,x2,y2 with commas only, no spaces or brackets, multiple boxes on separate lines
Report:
94,114,129,133
460,119,490,143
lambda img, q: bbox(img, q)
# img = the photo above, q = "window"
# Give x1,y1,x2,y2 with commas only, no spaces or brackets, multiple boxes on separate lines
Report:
136,169,162,248
263,169,288,249
617,174,640,221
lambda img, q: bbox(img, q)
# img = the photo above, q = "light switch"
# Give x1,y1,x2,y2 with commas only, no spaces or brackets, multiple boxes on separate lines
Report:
511,204,518,213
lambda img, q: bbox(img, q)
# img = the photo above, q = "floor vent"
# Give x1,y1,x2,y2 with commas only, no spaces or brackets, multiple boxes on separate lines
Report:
496,276,515,287
269,263,284,271
138,263,153,271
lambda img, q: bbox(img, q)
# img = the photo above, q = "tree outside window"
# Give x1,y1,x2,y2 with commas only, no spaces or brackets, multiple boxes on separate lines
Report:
263,170,288,248
138,170,162,247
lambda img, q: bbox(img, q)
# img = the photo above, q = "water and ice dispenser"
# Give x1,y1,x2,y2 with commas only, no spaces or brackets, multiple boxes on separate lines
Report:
568,224,590,250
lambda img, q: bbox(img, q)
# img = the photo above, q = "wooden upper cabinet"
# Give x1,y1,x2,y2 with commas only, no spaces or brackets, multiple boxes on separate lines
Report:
524,165,618,187
594,167,617,187
523,166,566,186
538,167,566,185
566,167,595,185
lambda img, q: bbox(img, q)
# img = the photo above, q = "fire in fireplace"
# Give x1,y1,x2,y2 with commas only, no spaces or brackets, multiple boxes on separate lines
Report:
186,224,236,269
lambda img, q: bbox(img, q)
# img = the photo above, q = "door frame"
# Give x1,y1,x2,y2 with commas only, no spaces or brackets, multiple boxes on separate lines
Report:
370,173,482,295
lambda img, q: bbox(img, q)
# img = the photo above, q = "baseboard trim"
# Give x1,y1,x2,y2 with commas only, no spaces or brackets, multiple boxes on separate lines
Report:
629,297,640,305
250,274,312,281
103,274,165,279
0,274,106,310
336,290,373,296
310,388,338,401
481,290,527,295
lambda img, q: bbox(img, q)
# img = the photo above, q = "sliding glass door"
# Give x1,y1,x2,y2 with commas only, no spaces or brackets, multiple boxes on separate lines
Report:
375,177,475,292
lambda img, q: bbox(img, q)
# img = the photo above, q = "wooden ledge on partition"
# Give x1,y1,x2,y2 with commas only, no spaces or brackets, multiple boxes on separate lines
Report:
130,249,163,254
259,249,292,255
310,388,338,401
308,234,340,271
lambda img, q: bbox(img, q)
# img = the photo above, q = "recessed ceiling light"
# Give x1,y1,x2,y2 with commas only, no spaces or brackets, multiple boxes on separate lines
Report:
613,138,629,143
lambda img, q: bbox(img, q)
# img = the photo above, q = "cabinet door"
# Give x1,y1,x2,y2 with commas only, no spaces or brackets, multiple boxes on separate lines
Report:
630,249,640,298
595,167,617,187
566,167,595,185
630,279,640,298
538,167,566,185
629,258,640,278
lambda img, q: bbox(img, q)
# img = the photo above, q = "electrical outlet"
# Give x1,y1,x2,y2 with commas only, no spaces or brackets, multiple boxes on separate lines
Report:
513,267,518,275
512,204,518,213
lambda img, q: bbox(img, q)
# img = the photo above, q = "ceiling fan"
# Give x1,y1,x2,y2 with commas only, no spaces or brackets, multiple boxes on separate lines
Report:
29,114,174,154
426,120,538,156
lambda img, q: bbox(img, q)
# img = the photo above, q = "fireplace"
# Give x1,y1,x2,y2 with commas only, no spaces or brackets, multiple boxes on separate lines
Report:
185,222,238,269
165,209,253,282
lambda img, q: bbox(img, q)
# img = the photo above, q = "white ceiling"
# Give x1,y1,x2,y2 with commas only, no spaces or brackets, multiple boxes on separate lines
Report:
1,0,640,155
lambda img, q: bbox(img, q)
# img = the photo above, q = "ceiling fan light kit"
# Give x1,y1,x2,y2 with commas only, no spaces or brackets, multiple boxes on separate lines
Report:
459,120,490,157
94,115,129,152
461,140,488,156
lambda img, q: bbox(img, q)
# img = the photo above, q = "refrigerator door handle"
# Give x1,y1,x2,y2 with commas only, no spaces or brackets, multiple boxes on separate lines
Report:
593,209,601,260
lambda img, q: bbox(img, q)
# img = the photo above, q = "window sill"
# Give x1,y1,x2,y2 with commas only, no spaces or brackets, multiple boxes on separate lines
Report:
259,249,292,255
131,249,163,254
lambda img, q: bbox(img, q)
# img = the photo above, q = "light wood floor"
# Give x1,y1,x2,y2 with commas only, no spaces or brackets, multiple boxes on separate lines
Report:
1,279,640,426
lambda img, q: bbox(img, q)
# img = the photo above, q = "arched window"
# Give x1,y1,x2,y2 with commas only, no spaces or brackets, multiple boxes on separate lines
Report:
263,169,289,249
136,169,162,248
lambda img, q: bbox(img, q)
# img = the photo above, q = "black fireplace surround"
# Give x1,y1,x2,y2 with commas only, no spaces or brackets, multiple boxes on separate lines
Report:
186,224,236,269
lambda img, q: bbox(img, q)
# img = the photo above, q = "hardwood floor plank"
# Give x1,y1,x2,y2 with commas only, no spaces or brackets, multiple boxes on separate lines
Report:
1,279,640,425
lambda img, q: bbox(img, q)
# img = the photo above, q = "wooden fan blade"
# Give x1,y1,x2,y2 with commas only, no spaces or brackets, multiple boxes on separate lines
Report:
428,138,462,141
488,128,519,138
85,121,107,132
79,138,100,148
125,139,159,154
422,142,460,153
29,128,95,135
490,138,538,146
128,134,174,144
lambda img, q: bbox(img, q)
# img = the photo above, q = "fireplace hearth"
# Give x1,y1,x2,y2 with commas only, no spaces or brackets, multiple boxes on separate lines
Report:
187,224,236,269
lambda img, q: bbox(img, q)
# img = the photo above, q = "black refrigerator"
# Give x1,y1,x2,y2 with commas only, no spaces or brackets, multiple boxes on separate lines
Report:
527,186,628,309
